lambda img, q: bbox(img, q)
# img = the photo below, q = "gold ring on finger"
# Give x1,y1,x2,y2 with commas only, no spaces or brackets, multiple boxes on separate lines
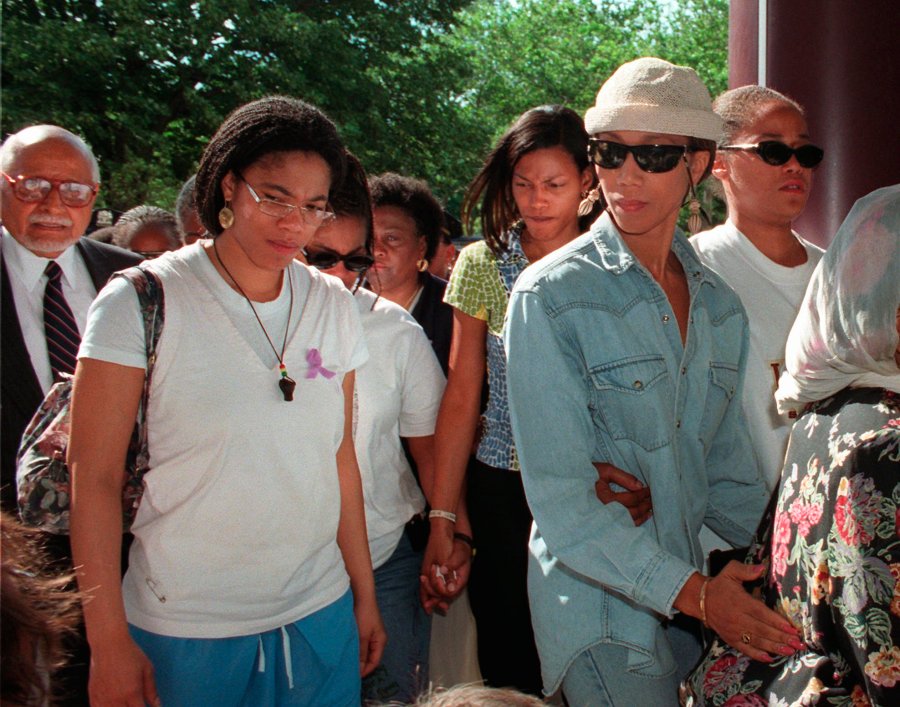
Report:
741,631,752,644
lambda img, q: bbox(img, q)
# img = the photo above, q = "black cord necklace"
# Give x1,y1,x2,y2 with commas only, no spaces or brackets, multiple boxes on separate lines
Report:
213,238,296,401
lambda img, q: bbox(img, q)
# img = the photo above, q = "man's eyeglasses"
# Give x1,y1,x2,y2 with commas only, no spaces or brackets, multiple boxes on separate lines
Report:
588,140,690,174
718,141,824,169
2,172,98,207
241,178,336,225
302,247,374,273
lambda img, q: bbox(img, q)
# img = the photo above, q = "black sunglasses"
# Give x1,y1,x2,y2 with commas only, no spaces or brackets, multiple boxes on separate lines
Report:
588,139,690,173
719,141,824,169
303,247,374,273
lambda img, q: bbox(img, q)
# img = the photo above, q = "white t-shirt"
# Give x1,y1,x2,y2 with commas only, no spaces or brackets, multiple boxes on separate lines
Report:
352,289,445,568
79,243,367,638
692,222,823,492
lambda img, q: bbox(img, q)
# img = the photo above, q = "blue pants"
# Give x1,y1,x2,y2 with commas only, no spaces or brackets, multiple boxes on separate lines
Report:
130,590,360,706
361,530,431,703
562,614,702,706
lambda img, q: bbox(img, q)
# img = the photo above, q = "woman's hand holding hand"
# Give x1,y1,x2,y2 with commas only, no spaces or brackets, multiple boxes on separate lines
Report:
593,462,653,525
419,519,455,613
88,638,159,707
705,562,804,662
420,536,472,614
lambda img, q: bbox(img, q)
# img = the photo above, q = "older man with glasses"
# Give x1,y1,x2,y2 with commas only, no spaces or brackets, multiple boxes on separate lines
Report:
1,124,141,705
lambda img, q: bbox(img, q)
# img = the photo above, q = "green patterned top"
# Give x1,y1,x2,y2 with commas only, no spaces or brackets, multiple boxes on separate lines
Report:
444,229,529,470
446,239,510,335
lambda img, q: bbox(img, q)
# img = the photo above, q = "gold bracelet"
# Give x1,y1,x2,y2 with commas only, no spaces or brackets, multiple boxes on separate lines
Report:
699,576,711,627
428,509,457,523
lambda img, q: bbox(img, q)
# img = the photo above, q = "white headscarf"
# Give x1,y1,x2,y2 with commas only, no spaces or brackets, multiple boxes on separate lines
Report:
776,184,900,415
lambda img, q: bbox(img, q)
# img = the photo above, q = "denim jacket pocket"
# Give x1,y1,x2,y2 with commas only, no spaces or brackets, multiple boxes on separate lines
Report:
589,355,672,451
698,362,739,450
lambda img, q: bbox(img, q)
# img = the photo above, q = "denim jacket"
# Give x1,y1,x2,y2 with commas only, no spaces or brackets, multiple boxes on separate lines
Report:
504,213,768,693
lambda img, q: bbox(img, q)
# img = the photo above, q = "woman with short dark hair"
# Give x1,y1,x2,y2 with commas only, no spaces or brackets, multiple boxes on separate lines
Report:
367,173,453,373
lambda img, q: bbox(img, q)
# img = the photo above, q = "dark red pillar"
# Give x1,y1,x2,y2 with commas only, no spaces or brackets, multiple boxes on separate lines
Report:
728,0,900,246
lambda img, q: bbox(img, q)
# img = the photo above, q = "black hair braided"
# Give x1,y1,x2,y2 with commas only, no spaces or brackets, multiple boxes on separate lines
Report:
195,96,346,236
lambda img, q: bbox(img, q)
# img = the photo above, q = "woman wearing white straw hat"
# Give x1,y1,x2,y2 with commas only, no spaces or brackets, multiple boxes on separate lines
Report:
504,58,803,704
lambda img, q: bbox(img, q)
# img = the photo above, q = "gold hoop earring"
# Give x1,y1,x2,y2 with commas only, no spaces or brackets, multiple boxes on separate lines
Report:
416,258,429,272
218,203,235,230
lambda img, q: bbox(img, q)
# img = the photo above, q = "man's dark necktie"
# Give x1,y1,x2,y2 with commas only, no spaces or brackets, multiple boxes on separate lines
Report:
43,260,81,378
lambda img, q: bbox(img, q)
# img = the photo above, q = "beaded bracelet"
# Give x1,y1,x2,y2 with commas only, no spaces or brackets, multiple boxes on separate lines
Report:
428,509,457,523
699,576,711,627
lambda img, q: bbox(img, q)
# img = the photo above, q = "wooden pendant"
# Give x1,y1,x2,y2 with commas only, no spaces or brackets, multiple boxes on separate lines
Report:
278,375,296,402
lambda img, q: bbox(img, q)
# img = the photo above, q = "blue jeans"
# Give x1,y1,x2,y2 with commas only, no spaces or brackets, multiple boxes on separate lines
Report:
562,615,702,706
362,529,431,703
129,590,360,706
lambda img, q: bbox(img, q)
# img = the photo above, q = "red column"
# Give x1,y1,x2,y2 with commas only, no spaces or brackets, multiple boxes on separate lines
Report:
728,0,900,246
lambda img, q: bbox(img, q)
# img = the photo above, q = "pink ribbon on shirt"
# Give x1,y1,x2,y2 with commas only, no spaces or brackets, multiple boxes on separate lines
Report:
306,348,335,379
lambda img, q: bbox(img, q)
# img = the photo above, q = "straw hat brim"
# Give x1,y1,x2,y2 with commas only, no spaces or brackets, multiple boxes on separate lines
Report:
585,104,723,143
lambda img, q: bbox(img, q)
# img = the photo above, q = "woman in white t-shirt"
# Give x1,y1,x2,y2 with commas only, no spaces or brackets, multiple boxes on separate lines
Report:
691,86,826,562
303,154,445,702
68,97,385,707
691,85,825,490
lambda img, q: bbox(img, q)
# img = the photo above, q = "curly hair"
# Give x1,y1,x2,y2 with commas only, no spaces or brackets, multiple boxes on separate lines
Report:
462,105,598,256
713,85,804,145
368,172,444,261
1,511,82,706
112,205,180,250
194,96,347,236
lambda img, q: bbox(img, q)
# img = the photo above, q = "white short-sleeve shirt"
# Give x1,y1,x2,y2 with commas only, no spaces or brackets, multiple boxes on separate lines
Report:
80,244,367,638
351,289,445,567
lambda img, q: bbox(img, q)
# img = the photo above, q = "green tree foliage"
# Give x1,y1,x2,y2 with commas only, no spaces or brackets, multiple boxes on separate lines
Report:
2,0,470,210
2,0,729,221
442,0,661,137
429,0,729,224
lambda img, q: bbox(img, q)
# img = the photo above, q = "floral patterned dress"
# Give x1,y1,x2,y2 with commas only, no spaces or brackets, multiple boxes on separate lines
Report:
683,387,900,707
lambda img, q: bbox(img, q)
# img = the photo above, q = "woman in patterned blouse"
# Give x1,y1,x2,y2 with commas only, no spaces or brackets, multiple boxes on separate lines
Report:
683,184,900,706
419,105,609,693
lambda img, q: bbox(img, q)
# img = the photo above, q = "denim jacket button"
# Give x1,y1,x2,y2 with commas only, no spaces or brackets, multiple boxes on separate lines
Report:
662,314,670,322
633,380,644,390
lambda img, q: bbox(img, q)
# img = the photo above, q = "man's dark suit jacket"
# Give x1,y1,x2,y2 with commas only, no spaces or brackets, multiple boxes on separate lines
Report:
1,237,142,511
